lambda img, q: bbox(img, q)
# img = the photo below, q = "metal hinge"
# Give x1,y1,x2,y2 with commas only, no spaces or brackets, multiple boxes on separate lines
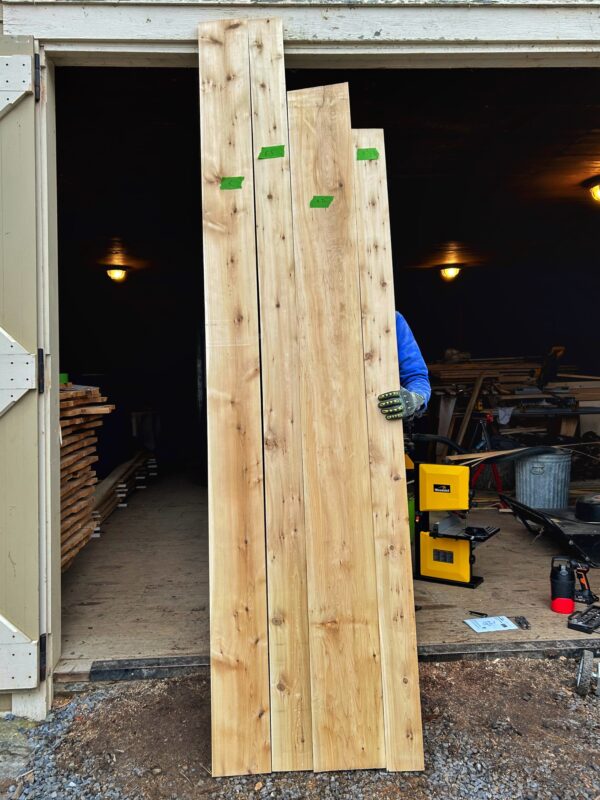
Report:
37,349,45,394
34,53,40,102
0,614,38,690
39,634,47,683
0,54,34,119
0,327,37,417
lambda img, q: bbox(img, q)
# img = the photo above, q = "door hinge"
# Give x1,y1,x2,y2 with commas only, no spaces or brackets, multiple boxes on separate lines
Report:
34,53,41,102
37,348,45,394
0,327,36,417
39,634,47,683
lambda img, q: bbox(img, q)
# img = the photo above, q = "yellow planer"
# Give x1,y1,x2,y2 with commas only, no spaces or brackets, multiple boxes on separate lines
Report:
413,463,499,589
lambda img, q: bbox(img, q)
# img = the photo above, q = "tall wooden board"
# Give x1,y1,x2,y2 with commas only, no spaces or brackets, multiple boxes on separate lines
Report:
248,18,313,772
198,19,271,777
352,129,424,771
287,84,385,772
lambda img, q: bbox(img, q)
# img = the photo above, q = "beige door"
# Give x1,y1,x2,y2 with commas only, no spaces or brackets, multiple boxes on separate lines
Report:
0,36,41,692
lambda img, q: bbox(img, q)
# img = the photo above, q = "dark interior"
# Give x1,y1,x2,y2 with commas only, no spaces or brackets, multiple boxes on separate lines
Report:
56,67,600,476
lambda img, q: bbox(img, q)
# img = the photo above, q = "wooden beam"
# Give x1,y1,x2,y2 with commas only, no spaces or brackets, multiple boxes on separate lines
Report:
455,372,487,447
288,83,385,772
352,128,424,771
248,18,313,773
198,19,271,777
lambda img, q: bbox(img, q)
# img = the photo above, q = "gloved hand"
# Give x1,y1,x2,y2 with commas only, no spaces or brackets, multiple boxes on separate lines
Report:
378,388,424,421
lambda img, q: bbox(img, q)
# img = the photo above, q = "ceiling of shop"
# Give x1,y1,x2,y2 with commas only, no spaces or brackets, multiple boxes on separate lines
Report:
56,67,600,369
57,67,600,276
288,68,600,272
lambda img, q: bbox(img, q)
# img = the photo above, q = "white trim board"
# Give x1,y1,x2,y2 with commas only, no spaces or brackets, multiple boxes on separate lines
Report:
40,42,600,69
5,3,600,53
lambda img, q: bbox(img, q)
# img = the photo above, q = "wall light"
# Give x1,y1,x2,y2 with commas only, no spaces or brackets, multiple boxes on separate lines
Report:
106,268,128,283
582,176,600,203
440,266,461,282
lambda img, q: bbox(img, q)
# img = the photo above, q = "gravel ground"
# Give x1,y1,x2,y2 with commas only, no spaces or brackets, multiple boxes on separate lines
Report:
3,657,600,800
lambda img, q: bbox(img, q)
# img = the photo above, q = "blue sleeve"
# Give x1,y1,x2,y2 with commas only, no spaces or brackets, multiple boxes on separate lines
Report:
395,311,431,406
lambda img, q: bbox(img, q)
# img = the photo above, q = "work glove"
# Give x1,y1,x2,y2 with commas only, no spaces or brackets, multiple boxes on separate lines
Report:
378,388,424,421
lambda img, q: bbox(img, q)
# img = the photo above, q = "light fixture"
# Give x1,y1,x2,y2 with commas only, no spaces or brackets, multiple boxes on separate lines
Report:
98,236,149,281
106,267,128,283
440,266,461,282
582,176,600,203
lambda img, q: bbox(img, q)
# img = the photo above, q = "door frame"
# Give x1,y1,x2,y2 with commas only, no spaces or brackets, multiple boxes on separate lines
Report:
10,0,600,717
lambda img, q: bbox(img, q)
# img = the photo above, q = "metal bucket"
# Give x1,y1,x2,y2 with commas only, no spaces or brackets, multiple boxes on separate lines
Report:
515,450,572,509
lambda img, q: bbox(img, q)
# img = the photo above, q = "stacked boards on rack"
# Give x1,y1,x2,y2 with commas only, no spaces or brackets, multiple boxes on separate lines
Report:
199,18,422,777
60,384,114,570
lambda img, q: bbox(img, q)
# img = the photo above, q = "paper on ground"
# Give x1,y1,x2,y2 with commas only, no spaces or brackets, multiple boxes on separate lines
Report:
464,616,519,633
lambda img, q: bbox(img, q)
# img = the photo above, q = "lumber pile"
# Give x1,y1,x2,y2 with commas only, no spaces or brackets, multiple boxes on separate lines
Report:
428,356,542,384
199,18,422,777
428,356,600,447
60,384,114,571
92,452,158,531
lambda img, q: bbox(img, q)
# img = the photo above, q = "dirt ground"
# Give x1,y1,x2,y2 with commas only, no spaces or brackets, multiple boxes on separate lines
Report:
46,657,600,800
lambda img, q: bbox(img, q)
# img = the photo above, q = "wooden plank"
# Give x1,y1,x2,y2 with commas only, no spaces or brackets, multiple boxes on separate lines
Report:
61,429,96,448
248,18,312,773
93,452,148,508
436,395,457,460
60,416,104,430
61,484,96,513
288,83,385,772
61,472,97,500
60,404,114,417
60,455,98,478
60,436,98,458
198,18,270,778
60,445,97,470
558,415,579,437
456,372,487,447
352,129,424,772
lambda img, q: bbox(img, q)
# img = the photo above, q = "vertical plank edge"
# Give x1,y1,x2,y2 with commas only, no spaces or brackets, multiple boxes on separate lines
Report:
288,85,385,772
352,128,424,772
248,17,313,772
199,18,271,777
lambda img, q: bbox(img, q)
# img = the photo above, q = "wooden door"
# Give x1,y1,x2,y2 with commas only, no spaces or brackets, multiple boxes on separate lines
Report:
0,36,41,692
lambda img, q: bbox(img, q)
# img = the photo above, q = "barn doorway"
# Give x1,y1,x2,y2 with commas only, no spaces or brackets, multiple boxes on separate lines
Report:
55,65,600,676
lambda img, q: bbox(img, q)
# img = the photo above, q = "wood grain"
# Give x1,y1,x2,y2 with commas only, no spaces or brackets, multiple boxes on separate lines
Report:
288,84,385,772
352,129,424,772
248,18,313,773
198,19,271,777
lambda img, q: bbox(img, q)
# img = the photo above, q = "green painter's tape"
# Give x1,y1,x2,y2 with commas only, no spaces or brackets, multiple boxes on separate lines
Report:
309,195,334,209
258,145,285,160
356,147,380,161
220,176,244,190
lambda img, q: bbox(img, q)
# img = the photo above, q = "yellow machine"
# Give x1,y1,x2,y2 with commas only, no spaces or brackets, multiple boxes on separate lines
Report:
414,463,499,589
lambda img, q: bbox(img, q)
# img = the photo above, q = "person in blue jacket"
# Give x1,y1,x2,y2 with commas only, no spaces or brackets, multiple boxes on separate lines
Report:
378,312,431,421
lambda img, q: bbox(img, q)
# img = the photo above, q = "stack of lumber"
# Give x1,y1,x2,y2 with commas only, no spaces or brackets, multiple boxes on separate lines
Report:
428,356,542,385
92,452,157,531
429,357,600,447
60,384,114,570
199,18,422,777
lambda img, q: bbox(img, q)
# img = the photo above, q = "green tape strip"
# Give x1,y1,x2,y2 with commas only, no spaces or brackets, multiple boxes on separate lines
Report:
356,147,380,161
258,145,285,160
220,176,244,190
309,195,334,209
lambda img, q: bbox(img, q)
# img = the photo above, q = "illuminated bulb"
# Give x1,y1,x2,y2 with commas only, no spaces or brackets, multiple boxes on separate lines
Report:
590,183,600,203
107,268,128,283
440,266,461,282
